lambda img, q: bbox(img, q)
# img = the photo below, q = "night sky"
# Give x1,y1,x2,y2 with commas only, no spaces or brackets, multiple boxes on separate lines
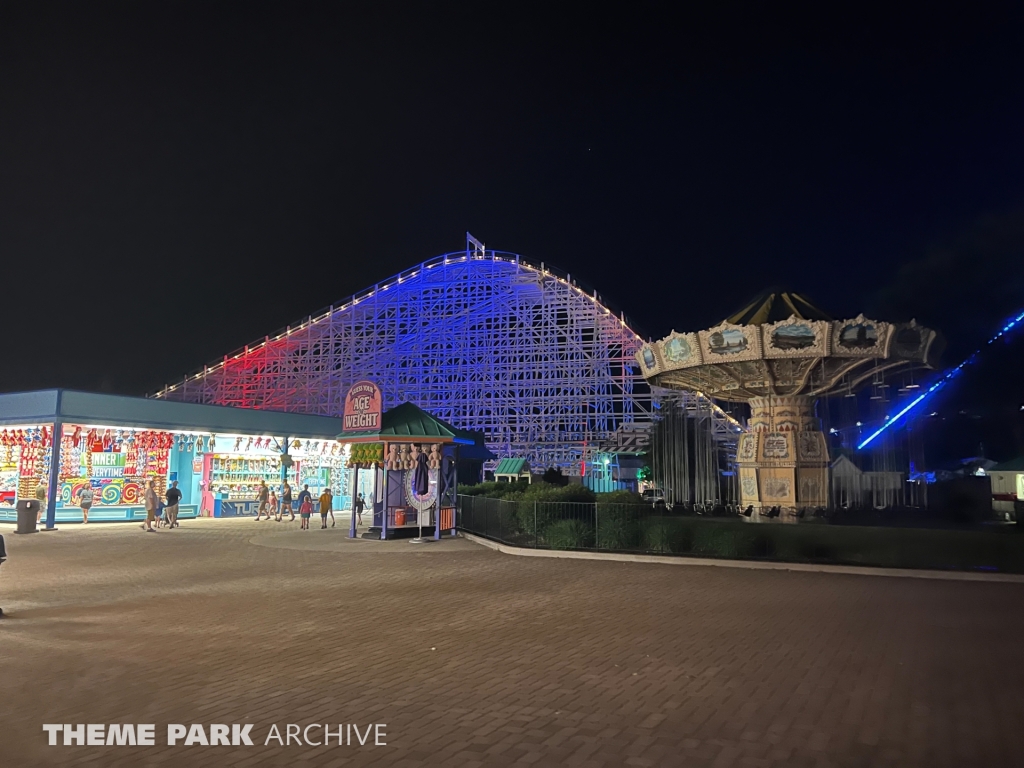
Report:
2,5,1023,455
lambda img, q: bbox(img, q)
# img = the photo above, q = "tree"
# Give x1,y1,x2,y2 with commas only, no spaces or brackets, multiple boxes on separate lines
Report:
542,467,568,486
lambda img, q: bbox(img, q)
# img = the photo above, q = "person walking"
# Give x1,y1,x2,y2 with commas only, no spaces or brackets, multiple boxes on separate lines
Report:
255,480,270,521
297,484,312,511
268,489,279,521
277,481,294,522
78,485,94,524
141,479,158,532
165,480,182,528
354,492,365,527
298,494,313,530
318,487,334,528
34,480,47,526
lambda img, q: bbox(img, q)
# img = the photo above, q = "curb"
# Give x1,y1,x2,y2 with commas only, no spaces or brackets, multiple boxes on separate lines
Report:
461,533,1024,583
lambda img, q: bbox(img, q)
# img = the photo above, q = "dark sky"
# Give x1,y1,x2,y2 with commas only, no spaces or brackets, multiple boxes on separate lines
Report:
2,3,1024,415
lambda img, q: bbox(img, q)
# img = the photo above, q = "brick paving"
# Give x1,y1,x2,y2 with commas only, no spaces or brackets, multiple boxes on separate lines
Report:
1,518,1023,767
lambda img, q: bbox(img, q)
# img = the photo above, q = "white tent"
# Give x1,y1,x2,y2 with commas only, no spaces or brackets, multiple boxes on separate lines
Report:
831,455,905,508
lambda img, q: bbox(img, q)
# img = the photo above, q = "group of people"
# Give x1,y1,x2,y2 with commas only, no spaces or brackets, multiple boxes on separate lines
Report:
33,476,365,533
30,478,178,531
139,479,181,532
255,480,347,530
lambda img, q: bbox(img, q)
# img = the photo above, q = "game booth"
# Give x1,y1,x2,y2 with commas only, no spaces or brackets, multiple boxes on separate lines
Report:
337,381,472,540
0,390,351,528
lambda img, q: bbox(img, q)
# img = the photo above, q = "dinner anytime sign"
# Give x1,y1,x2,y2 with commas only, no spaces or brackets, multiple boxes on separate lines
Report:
343,381,382,432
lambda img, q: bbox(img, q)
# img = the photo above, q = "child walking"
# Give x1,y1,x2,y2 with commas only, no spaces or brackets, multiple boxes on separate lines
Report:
299,494,313,530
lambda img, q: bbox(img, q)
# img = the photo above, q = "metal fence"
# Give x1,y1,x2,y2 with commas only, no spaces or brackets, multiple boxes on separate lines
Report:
456,494,1024,573
458,495,679,552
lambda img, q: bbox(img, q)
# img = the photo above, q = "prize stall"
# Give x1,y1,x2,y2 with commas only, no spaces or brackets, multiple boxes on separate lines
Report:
201,436,353,517
0,390,345,527
338,381,470,540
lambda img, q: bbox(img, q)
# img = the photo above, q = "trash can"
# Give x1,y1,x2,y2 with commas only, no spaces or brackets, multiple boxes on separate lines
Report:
16,499,39,534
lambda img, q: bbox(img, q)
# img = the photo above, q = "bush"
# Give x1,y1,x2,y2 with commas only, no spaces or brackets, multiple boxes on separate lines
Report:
691,525,739,558
541,467,569,486
596,490,643,505
639,517,692,553
521,483,597,503
543,519,595,550
517,484,598,535
596,515,640,550
745,531,774,557
458,480,531,499
595,492,643,550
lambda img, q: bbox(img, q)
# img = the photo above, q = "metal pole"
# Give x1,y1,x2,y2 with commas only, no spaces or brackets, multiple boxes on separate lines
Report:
280,436,290,485
380,466,389,541
349,465,358,538
44,418,62,530
434,450,446,541
450,450,459,536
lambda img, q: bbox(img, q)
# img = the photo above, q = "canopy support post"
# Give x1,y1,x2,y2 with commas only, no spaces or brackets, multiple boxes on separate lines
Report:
349,465,358,538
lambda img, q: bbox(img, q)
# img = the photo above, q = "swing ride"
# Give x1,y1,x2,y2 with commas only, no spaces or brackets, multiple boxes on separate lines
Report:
636,291,943,516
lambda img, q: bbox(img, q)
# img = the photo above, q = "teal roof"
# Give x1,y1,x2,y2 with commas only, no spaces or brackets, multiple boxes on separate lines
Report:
494,458,529,475
339,401,475,444
0,389,343,439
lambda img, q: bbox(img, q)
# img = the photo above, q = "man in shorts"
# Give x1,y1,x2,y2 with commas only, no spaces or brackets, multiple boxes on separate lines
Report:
255,480,270,521
277,481,294,522
318,487,334,528
34,481,47,526
141,479,158,532
165,480,182,528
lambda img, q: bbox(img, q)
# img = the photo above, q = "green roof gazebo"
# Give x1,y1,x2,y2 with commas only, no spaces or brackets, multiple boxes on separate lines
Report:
336,385,475,540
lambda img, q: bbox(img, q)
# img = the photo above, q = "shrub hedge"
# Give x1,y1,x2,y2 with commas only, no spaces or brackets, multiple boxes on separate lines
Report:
629,516,1024,572
458,487,1024,572
543,519,595,550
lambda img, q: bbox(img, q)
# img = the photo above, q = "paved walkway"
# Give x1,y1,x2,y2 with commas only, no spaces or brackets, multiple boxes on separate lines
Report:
2,518,1023,767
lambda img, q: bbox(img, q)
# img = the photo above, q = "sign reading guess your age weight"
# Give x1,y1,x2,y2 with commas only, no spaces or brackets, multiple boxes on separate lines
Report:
342,381,382,432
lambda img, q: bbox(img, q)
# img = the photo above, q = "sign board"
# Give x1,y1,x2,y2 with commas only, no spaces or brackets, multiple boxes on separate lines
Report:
92,452,126,479
343,381,383,432
596,423,652,454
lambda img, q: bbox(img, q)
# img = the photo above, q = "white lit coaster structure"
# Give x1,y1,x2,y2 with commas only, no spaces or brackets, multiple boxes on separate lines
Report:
635,292,942,515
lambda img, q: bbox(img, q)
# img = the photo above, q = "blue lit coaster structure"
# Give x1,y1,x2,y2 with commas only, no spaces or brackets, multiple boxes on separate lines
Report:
157,237,653,475
636,291,942,515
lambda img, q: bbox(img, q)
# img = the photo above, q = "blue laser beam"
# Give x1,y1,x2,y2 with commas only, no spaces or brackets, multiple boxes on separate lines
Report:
857,309,1024,450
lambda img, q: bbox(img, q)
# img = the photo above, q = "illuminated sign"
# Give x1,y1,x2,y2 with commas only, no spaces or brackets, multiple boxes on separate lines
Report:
343,381,383,432
92,452,126,479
